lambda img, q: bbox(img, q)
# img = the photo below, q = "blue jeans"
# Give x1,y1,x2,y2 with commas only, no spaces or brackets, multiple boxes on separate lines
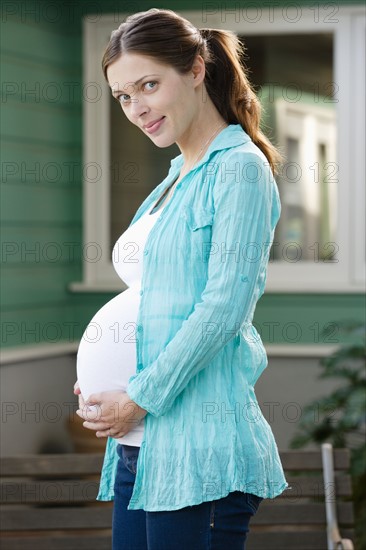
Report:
112,444,263,550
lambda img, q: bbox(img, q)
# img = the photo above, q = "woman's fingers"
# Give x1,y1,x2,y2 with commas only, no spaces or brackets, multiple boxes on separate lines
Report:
96,431,109,438
76,404,102,421
85,392,103,406
95,426,128,439
95,428,122,438
81,420,127,438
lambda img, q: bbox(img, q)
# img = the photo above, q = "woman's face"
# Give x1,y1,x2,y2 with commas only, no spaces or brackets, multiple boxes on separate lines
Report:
106,52,203,148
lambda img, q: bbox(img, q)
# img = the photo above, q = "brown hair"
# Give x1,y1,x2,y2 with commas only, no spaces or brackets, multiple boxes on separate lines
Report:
102,8,283,175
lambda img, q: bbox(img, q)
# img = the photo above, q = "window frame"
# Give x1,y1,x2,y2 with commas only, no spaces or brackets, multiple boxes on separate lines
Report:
69,5,366,293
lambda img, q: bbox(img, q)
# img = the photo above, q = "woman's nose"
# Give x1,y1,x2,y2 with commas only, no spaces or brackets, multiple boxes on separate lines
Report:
130,95,149,120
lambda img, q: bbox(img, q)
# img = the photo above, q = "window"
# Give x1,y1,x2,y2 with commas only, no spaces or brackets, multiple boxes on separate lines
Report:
70,6,365,292
240,32,337,265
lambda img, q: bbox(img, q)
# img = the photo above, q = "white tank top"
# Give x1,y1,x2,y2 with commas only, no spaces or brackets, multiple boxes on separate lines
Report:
112,206,161,287
76,205,162,446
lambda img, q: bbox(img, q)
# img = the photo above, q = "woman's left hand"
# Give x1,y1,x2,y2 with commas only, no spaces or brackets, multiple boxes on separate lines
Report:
76,390,147,438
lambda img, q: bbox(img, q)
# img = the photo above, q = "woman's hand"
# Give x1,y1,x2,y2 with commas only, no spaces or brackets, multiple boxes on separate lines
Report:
76,390,147,439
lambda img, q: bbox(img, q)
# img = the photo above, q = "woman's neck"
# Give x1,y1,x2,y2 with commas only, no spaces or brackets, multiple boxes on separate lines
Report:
176,96,228,170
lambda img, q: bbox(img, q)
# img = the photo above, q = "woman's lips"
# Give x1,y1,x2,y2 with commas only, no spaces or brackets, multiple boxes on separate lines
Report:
145,116,165,134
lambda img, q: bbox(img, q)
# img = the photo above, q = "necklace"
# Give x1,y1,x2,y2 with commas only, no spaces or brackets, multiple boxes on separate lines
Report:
165,121,228,201
187,120,228,172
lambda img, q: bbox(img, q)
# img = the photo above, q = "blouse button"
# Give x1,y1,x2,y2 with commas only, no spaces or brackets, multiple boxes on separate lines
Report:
137,325,143,333
144,249,149,255
139,290,144,296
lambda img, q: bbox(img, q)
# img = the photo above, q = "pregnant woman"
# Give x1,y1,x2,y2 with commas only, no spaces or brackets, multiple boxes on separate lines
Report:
74,8,288,550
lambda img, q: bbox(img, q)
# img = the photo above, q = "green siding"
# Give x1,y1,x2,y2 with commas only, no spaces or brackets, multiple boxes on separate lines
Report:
254,294,365,345
0,3,85,349
1,0,364,350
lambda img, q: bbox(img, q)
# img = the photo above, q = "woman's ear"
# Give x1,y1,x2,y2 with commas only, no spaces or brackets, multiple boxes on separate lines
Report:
191,55,206,88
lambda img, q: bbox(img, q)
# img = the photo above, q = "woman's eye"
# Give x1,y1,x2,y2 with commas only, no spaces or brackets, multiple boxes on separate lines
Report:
116,82,157,104
118,94,130,104
144,81,157,91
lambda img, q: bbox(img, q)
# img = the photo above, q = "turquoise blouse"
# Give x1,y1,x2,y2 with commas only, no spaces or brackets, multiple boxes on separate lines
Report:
97,124,288,511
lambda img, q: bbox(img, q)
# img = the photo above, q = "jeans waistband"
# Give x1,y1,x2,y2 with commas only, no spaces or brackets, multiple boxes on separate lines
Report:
120,444,140,458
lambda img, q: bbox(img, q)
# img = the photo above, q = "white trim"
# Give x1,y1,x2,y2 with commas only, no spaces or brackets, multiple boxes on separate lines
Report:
72,6,366,293
68,281,127,292
334,13,353,287
264,344,340,357
68,280,365,293
0,341,338,365
351,14,366,285
0,342,79,365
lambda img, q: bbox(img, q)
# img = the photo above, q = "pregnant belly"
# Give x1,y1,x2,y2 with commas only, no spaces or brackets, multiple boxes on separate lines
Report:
76,288,140,403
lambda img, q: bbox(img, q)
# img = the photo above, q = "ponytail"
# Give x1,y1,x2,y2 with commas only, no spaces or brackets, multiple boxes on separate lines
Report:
199,28,283,175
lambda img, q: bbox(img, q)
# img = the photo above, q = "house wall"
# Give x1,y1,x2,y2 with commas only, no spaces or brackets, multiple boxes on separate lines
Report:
1,354,78,455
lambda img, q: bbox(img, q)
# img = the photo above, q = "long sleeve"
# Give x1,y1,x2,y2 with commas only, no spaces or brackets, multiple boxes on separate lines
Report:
127,151,281,417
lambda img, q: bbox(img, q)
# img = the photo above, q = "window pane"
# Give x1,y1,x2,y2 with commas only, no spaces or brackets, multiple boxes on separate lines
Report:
241,33,337,262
